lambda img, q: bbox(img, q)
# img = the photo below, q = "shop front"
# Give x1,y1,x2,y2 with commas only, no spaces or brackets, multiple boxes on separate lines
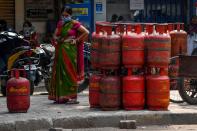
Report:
15,0,60,36
191,0,197,24
106,0,190,24
13,0,193,35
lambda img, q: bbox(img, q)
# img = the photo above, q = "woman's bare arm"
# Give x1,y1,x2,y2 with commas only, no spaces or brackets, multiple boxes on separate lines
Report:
77,25,89,43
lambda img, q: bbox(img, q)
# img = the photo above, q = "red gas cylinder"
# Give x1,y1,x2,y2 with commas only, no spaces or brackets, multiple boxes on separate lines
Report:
146,75,170,110
100,76,121,110
100,25,121,69
146,24,171,68
122,24,144,68
91,23,103,69
89,74,102,108
122,69,145,110
6,69,30,113
170,23,187,57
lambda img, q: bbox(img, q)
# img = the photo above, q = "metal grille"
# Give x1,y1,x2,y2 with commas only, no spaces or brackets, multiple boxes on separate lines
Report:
0,0,15,28
143,0,186,23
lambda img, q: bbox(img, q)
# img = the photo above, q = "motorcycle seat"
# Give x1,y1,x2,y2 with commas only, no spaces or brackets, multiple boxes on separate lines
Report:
10,46,31,56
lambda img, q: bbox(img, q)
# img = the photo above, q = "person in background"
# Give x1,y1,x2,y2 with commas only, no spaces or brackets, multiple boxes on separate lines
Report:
20,20,39,48
48,6,89,104
117,16,124,22
118,15,124,21
20,20,34,38
0,19,7,31
110,14,118,23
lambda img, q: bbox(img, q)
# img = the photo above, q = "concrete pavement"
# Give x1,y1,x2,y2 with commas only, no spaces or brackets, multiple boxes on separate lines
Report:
0,89,197,131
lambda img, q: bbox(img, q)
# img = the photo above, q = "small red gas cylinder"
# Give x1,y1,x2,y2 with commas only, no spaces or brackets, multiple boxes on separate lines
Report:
146,24,171,68
122,24,145,67
91,23,103,69
146,75,170,110
89,74,102,108
100,75,121,110
123,69,145,110
100,25,121,69
7,69,30,113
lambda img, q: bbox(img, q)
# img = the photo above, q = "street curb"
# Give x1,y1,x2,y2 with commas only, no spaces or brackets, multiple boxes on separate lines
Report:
52,113,197,128
1,113,197,131
0,118,53,131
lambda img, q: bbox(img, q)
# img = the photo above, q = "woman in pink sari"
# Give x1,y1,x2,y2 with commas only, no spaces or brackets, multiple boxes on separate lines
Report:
48,6,89,104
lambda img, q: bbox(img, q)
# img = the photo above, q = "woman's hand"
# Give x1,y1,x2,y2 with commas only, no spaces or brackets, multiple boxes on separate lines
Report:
69,39,77,45
64,38,77,45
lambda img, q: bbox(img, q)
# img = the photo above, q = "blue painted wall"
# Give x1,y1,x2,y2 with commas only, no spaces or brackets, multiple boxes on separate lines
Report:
65,0,94,33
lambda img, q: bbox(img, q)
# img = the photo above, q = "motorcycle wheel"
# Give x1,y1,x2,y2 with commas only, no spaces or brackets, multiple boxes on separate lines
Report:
179,77,197,105
44,78,50,93
30,81,34,95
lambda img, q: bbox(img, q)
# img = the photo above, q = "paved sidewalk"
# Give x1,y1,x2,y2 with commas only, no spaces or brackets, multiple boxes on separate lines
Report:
0,90,197,131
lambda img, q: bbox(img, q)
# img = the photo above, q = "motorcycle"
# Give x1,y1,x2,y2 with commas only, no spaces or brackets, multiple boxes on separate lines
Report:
8,46,40,95
0,31,39,96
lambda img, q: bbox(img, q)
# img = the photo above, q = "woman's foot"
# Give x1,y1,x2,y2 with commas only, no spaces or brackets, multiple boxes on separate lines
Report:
66,99,79,104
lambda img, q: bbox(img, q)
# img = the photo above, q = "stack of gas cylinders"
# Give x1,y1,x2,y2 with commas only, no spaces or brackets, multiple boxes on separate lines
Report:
89,22,187,111
90,22,121,110
145,23,171,110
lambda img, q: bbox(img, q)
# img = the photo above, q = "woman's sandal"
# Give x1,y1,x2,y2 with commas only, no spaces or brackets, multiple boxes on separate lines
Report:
66,99,80,104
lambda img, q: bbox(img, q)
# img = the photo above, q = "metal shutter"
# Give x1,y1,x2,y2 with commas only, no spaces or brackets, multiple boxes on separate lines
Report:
0,0,15,28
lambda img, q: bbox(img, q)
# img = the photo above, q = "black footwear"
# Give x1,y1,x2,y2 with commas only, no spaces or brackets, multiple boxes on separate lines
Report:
53,99,69,104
